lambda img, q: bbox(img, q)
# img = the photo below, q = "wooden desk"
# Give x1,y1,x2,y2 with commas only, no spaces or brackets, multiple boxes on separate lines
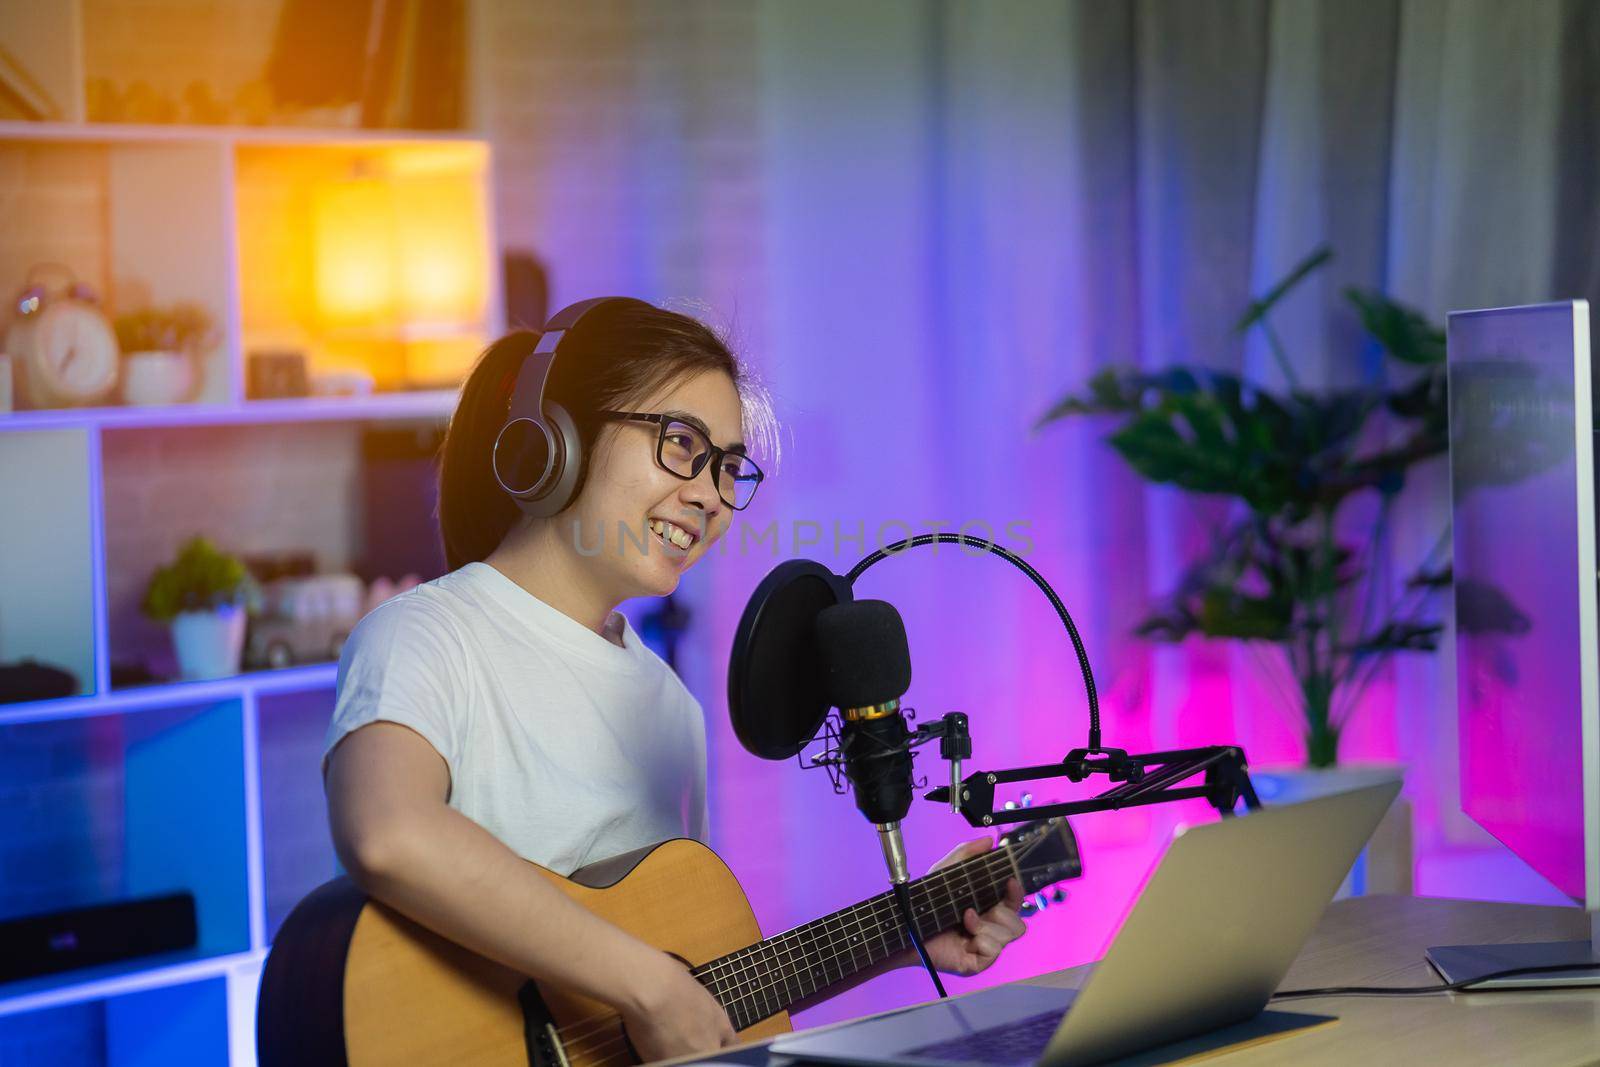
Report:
680,896,1599,1067
1021,895,1600,1066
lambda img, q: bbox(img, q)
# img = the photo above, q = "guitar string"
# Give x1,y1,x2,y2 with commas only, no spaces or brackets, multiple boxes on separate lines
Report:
557,856,1024,1067
554,854,1016,1062
708,849,1017,1025
555,883,978,1062
560,861,1013,1067
554,848,1017,1049
695,848,1014,1023
554,847,1025,1054
553,848,1026,1056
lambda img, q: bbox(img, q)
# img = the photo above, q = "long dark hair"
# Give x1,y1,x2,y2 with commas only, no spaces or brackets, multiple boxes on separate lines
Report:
437,301,772,571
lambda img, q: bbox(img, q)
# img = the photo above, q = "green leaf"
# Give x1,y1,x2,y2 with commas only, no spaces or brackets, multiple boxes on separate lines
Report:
1134,607,1199,643
1344,288,1445,365
1176,393,1229,451
1108,411,1244,495
1234,245,1333,333
1344,621,1444,657
1035,367,1145,428
1297,389,1380,450
1198,589,1294,641
142,535,257,622
1386,366,1446,418
114,302,219,356
1406,566,1452,590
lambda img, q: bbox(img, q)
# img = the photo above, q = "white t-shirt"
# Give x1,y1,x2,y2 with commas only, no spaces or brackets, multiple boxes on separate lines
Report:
322,561,708,876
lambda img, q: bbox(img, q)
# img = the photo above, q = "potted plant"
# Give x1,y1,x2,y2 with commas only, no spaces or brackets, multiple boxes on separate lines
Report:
1037,247,1528,770
113,302,218,406
142,536,260,680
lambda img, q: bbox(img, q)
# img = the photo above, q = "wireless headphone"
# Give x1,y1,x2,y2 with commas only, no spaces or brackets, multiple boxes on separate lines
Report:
491,296,652,517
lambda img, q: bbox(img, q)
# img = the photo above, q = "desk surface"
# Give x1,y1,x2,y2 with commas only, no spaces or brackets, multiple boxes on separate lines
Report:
1022,895,1600,1067
683,896,1600,1067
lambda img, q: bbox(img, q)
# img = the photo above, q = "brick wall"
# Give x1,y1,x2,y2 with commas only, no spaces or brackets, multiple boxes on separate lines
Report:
0,143,111,308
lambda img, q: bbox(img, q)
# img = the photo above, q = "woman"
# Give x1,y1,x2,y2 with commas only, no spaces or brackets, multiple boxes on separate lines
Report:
322,299,1025,1063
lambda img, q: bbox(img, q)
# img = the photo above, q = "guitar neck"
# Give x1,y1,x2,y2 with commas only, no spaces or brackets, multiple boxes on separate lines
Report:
690,843,1021,1030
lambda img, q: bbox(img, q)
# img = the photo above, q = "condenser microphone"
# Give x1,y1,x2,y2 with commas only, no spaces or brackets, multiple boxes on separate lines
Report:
815,599,916,884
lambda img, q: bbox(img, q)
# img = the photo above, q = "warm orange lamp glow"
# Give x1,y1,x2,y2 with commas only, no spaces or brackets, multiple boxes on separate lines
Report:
312,168,488,336
394,175,490,331
312,176,399,328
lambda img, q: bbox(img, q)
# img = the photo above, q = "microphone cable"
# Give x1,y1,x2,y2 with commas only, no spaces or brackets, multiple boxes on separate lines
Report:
847,533,1103,751
892,882,948,999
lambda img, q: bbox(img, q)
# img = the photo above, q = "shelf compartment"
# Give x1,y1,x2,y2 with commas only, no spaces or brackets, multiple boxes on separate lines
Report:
258,687,340,941
0,135,234,415
0,700,250,1004
101,420,365,687
0,429,96,701
0,972,231,1066
235,139,497,396
100,419,446,693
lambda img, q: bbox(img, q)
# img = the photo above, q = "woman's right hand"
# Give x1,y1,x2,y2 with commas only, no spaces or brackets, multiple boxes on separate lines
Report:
617,950,738,1063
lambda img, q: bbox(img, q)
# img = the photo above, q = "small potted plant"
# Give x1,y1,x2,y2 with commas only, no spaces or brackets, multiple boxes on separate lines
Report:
142,536,260,680
114,303,218,406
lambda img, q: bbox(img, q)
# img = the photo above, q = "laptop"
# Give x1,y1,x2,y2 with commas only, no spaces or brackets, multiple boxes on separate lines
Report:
771,781,1400,1067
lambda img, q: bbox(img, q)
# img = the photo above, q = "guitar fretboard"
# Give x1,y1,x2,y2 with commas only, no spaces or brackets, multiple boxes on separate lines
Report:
689,844,1020,1031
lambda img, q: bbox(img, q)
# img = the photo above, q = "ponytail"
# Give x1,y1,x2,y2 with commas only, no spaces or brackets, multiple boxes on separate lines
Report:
437,331,538,572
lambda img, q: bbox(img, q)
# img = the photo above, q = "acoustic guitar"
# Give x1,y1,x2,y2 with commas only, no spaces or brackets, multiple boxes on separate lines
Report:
257,816,1081,1067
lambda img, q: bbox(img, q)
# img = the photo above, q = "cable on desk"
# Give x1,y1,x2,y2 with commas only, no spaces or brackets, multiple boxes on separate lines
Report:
1271,961,1600,1000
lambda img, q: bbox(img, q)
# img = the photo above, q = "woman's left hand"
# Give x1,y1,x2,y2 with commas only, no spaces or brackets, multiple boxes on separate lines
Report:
915,838,1027,977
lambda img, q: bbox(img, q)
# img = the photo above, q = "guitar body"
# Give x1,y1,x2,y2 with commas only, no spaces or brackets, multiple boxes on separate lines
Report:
260,815,1081,1067
259,839,791,1067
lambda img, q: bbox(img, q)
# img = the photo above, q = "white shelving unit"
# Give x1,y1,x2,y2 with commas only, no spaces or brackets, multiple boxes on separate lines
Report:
0,663,339,728
0,34,500,1063
2,389,459,433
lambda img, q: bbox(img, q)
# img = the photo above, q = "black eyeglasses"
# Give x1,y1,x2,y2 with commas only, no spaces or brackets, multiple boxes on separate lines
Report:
598,411,765,510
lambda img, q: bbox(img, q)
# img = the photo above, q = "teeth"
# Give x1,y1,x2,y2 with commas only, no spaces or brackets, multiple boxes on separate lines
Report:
648,518,694,550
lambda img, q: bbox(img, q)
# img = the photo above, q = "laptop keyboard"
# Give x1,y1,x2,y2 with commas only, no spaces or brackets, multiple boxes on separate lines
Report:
904,1008,1066,1065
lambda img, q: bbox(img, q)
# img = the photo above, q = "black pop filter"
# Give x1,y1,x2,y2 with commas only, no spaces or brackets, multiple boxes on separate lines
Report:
727,559,854,759
815,600,911,709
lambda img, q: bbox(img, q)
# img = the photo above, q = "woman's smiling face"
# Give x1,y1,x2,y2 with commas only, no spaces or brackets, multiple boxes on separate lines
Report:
567,368,745,600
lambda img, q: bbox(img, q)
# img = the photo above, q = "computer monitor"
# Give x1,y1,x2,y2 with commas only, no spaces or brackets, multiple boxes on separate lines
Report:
1436,299,1600,986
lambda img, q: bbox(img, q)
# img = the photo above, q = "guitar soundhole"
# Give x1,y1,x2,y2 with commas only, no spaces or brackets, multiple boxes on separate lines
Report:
519,980,640,1067
519,981,563,1067
618,1021,641,1065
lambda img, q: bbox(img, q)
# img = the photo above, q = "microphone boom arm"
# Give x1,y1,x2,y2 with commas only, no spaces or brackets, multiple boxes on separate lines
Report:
924,745,1261,827
848,533,1104,752
843,535,1262,826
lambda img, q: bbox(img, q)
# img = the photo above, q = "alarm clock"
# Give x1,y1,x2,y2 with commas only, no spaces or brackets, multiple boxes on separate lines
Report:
3,267,119,409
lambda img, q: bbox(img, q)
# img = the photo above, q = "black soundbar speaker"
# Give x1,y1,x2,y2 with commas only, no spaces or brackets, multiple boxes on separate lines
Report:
0,892,197,983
